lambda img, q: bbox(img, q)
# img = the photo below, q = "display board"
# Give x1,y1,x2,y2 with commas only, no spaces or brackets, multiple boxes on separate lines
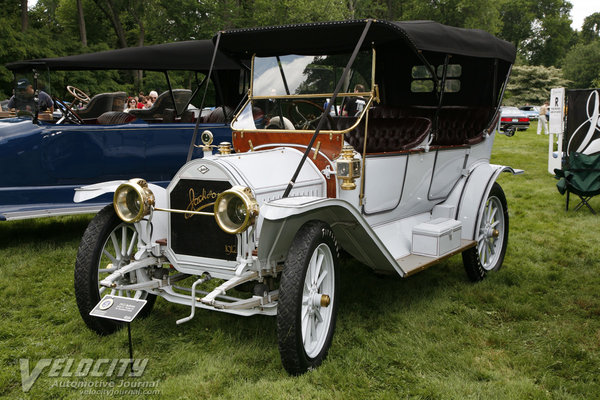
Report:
564,89,600,156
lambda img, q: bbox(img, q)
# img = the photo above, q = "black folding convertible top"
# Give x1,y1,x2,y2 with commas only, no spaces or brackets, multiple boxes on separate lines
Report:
6,40,241,72
216,19,516,63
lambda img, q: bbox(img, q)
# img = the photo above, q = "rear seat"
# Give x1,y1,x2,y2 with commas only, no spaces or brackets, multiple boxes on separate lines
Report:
336,106,494,153
334,109,431,154
433,107,493,146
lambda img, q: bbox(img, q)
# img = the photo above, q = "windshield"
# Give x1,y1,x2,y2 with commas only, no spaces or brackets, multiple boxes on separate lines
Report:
233,51,374,131
252,52,372,97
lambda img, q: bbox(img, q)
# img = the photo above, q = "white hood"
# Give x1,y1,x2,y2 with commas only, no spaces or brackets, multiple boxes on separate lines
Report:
170,147,326,204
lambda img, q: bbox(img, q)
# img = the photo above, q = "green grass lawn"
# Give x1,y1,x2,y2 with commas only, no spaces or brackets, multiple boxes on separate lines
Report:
1,122,599,399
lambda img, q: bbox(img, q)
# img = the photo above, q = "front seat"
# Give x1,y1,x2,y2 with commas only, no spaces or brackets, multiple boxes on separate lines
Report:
76,92,127,120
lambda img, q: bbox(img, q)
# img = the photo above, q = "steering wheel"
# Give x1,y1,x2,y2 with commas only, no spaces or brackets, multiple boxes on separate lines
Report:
67,85,91,107
53,96,83,124
290,99,334,130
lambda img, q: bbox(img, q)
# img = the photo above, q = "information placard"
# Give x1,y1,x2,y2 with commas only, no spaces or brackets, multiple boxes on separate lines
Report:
549,87,565,135
90,295,148,322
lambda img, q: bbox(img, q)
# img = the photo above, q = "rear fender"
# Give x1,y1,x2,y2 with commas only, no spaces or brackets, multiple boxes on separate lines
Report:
257,197,402,275
448,163,521,240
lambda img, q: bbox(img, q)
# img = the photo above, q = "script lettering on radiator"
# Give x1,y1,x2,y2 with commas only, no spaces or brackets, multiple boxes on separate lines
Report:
185,188,219,219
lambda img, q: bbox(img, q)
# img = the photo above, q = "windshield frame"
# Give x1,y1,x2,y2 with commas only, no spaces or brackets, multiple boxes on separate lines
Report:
231,48,377,134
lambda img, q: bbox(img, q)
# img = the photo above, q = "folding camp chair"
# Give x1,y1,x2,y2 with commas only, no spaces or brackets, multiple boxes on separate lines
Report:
554,152,600,214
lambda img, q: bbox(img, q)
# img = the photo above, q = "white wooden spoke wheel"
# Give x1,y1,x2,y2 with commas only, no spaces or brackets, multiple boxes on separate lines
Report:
477,195,506,271
462,182,509,281
278,221,339,375
98,222,144,299
74,205,155,335
301,243,335,358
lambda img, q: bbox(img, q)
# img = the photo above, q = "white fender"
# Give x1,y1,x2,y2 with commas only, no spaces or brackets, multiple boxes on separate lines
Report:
73,180,166,205
258,197,403,275
437,163,522,241
73,180,169,245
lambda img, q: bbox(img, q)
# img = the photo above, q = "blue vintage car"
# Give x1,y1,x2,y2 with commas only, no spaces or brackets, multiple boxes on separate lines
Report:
1,40,244,221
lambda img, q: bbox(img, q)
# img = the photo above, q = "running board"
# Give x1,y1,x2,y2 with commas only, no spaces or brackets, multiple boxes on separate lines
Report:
397,239,476,277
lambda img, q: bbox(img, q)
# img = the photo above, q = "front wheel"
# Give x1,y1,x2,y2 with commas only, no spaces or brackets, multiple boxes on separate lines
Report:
277,221,339,375
74,205,156,335
462,182,509,281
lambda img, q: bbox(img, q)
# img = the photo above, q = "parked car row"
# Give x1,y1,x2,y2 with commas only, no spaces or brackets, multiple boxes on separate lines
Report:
0,40,245,221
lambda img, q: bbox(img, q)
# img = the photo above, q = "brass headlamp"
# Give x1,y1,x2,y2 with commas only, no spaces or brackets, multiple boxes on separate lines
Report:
113,178,155,223
214,186,259,234
335,145,361,190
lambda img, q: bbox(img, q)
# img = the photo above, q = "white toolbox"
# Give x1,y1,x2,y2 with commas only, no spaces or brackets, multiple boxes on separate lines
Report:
412,218,462,257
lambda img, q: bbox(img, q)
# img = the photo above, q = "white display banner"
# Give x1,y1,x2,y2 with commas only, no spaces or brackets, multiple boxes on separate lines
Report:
549,88,565,134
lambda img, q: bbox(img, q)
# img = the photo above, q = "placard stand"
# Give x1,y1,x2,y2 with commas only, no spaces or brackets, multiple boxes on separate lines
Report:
89,295,148,376
127,323,134,376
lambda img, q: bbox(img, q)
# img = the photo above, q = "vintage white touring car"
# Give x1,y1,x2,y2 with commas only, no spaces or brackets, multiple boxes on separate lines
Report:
73,19,518,374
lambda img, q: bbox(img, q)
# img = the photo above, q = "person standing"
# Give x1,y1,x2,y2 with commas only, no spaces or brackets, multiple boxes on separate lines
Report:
537,101,549,135
342,84,367,116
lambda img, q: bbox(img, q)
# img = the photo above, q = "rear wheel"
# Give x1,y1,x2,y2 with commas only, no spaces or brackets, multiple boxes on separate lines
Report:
277,221,339,375
462,182,509,281
74,205,156,335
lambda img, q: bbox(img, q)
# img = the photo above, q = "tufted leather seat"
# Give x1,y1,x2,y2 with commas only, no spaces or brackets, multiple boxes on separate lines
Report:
204,106,234,123
334,106,493,153
336,111,431,154
432,108,492,146
96,111,137,125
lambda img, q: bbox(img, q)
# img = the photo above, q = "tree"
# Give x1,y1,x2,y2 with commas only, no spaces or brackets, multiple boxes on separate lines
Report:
76,0,87,46
21,0,28,32
581,12,600,44
403,0,502,34
503,65,571,105
498,0,574,67
54,0,113,48
562,41,600,88
91,0,127,48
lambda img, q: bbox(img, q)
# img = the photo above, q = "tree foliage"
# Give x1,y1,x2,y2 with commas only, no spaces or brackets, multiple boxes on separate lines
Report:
562,41,600,89
1,0,599,99
581,12,600,44
503,65,571,106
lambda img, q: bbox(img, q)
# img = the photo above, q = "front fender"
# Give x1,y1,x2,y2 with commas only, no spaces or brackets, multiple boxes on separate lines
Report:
74,180,169,245
73,180,166,206
258,197,402,275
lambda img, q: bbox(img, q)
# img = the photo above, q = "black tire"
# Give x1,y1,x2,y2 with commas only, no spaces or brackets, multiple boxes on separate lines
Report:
277,221,340,375
74,204,156,335
462,182,509,281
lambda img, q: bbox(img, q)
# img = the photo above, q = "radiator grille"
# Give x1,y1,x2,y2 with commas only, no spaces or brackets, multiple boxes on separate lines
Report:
169,179,237,260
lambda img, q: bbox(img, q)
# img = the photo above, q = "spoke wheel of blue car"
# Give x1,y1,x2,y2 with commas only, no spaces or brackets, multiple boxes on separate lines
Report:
74,205,156,335
277,221,339,375
462,182,509,281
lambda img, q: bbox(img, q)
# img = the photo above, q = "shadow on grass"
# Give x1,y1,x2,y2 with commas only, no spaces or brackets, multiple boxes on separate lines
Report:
125,254,473,363
0,214,93,248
